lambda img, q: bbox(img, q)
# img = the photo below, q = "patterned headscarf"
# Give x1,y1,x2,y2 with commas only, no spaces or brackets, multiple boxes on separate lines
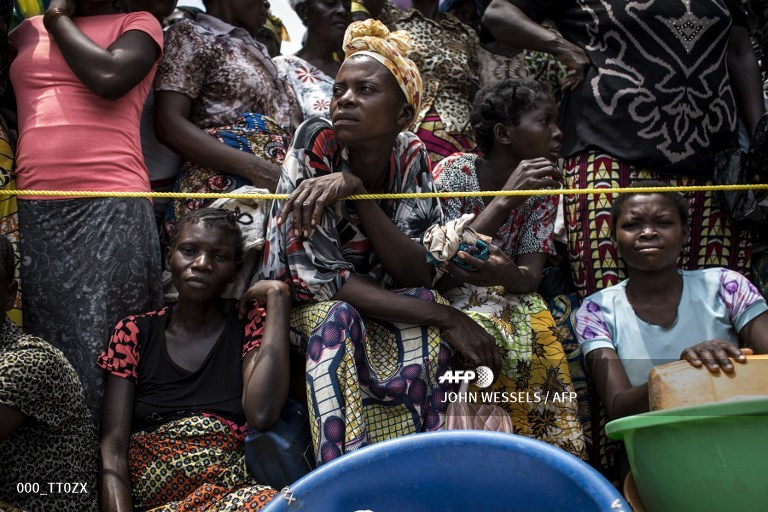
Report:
342,19,423,113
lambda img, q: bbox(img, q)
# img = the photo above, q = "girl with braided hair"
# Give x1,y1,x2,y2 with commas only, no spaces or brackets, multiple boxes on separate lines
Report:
99,208,291,511
432,78,586,459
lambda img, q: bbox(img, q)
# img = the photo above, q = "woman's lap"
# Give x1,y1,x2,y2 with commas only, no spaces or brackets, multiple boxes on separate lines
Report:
129,415,276,511
289,288,457,466
446,286,587,459
18,197,163,417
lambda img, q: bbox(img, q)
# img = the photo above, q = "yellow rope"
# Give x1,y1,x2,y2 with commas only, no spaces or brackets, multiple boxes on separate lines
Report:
0,183,766,200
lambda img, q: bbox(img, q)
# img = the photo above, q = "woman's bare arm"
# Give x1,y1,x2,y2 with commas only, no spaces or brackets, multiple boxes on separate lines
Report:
154,91,282,191
99,375,135,512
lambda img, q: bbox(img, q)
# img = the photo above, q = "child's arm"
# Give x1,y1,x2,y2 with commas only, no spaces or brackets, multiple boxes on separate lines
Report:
99,375,135,512
240,281,292,430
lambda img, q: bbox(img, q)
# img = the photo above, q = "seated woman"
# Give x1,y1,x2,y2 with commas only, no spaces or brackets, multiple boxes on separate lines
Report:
275,0,350,122
575,184,768,420
0,235,97,512
432,79,585,458
98,209,291,511
154,0,299,237
259,19,498,466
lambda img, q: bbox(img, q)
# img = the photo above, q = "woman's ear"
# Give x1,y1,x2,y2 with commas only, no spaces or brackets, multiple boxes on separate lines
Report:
681,222,691,246
164,246,173,272
397,103,415,130
493,122,512,145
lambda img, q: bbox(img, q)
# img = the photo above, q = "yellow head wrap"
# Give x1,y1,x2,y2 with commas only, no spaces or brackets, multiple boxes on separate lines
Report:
342,19,423,114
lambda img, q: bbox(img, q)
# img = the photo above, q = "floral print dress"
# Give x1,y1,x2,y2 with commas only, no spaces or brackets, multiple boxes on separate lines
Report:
274,55,334,122
433,153,586,459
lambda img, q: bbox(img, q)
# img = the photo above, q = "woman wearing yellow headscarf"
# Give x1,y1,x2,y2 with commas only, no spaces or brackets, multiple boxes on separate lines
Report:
258,19,498,466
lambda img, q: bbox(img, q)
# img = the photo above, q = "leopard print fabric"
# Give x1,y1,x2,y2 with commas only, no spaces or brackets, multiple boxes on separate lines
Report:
380,2,479,134
0,317,98,512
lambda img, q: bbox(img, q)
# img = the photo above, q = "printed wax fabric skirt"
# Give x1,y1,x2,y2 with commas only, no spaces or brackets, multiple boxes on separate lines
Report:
564,150,752,298
129,415,277,511
19,197,163,417
289,288,457,467
163,113,291,240
444,285,587,460
0,115,20,326
415,106,477,167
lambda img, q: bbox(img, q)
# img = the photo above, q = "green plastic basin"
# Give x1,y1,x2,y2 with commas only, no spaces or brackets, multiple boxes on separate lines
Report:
606,397,768,512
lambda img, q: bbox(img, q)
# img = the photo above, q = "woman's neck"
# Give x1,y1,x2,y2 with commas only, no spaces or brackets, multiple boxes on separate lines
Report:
296,33,341,77
347,142,395,193
206,5,236,27
477,152,521,191
169,298,227,335
625,266,682,303
77,1,119,16
411,0,440,21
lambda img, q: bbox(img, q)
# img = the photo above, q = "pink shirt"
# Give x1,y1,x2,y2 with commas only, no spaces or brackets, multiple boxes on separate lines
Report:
9,13,163,200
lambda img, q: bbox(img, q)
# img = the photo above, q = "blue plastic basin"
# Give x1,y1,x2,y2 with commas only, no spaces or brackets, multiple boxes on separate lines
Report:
263,431,627,511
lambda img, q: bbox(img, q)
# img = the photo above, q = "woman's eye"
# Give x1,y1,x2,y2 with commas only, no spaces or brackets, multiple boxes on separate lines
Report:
214,254,231,263
179,246,196,256
332,87,344,97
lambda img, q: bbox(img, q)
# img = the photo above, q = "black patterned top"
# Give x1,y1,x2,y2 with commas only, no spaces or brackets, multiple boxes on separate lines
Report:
512,0,748,176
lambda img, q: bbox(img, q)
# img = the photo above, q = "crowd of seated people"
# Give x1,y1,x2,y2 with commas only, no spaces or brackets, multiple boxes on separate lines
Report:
1,0,767,509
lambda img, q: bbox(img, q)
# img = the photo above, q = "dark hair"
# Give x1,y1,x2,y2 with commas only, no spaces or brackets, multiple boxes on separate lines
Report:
470,79,550,155
610,180,690,233
0,235,15,287
169,208,250,265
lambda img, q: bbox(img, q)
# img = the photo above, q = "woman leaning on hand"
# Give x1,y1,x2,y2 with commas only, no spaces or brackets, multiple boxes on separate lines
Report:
259,19,499,467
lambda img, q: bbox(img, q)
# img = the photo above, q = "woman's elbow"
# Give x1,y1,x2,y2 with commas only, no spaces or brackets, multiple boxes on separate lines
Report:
481,1,506,37
245,408,282,431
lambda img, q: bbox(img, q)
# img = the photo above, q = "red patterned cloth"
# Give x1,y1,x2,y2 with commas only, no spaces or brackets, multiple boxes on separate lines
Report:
563,150,751,298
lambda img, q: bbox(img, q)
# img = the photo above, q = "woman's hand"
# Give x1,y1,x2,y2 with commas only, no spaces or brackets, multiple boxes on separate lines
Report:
553,38,589,92
680,340,747,373
239,280,291,319
279,173,365,237
444,244,514,288
241,157,282,192
503,157,564,192
440,307,501,375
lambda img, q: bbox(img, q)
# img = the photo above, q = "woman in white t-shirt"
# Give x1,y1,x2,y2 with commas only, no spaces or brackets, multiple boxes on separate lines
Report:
575,182,768,420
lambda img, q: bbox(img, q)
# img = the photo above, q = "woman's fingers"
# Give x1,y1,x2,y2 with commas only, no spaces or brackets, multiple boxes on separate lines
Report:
682,342,746,373
288,187,312,236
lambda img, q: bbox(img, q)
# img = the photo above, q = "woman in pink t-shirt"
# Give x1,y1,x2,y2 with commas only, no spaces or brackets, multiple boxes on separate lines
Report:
8,0,176,421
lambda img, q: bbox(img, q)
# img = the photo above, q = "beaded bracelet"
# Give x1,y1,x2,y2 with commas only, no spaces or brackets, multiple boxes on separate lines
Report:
43,7,69,32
